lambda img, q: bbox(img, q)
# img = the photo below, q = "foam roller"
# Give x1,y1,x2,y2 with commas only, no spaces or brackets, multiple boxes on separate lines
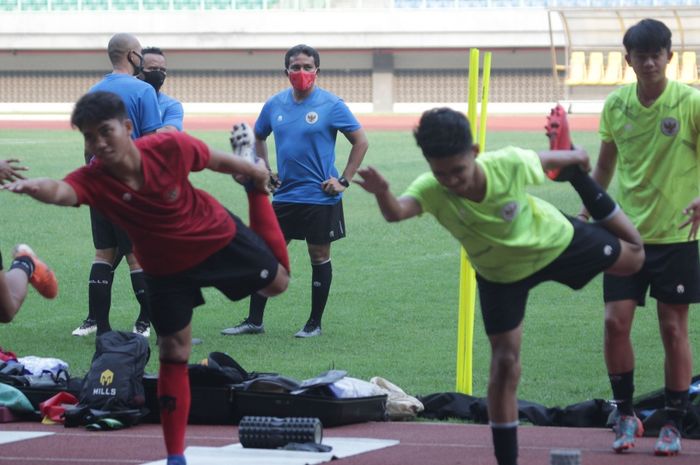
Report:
238,416,323,449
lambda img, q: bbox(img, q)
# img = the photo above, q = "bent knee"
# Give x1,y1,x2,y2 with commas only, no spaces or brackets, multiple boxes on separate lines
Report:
608,244,644,276
260,266,289,297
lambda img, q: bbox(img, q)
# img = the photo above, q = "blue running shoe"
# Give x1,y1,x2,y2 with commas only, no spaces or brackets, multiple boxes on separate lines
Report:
654,424,681,456
612,415,644,453
166,454,186,465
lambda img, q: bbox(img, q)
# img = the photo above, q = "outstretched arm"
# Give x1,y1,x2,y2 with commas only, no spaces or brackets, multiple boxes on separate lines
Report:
355,166,422,222
2,178,77,206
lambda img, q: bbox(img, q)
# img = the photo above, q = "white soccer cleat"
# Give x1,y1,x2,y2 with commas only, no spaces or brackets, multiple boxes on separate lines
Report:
230,122,257,163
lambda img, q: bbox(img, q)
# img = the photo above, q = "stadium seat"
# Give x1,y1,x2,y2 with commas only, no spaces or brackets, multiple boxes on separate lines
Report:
584,51,604,84
204,0,229,8
143,0,169,8
81,0,108,9
394,0,422,7
297,0,323,7
21,0,48,9
666,51,679,81
427,0,454,7
111,0,140,9
172,0,199,8
51,0,78,8
679,51,698,84
565,51,586,86
0,0,18,9
600,51,622,85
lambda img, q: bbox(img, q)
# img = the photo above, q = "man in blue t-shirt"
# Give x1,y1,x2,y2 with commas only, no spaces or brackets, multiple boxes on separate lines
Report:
139,47,184,132
222,44,369,338
71,33,162,340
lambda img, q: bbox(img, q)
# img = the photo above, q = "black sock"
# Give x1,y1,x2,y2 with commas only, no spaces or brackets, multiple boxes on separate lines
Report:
131,270,150,324
491,423,518,465
665,388,689,430
609,370,635,416
248,293,268,326
309,260,332,326
569,169,617,221
10,256,34,279
89,262,113,335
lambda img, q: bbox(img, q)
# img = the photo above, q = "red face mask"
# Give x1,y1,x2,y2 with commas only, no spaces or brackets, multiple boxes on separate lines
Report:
288,70,316,92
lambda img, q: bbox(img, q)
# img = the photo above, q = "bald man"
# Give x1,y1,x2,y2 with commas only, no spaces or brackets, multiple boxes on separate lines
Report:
71,33,162,339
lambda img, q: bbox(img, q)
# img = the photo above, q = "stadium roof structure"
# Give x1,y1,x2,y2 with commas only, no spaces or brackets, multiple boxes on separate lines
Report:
548,7,700,86
549,7,700,51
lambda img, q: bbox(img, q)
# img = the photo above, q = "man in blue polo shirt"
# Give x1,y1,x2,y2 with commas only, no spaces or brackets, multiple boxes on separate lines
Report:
140,47,184,132
71,33,162,339
222,44,369,338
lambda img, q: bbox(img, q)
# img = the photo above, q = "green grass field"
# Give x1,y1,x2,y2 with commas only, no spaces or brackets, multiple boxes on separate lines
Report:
1,127,697,410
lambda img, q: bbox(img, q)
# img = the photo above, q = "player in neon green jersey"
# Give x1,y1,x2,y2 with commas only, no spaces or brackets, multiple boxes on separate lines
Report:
581,18,700,456
357,107,645,465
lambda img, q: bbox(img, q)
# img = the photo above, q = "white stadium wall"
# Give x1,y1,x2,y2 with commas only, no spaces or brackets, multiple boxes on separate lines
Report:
3,6,698,114
0,9,561,51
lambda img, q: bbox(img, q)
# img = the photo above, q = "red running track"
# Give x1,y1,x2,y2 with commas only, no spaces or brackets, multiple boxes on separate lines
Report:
0,420,698,465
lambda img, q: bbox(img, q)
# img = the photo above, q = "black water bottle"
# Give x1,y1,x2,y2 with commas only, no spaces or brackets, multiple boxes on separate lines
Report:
238,416,323,449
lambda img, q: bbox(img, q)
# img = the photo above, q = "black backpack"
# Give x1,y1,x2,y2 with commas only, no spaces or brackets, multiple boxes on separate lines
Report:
78,330,150,412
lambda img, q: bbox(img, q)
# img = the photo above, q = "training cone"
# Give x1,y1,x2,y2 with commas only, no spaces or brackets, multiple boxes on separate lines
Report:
238,416,323,449
544,104,574,181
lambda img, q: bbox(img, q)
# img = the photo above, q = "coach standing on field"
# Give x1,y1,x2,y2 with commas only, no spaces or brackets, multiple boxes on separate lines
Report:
71,33,162,339
139,47,184,132
222,44,368,338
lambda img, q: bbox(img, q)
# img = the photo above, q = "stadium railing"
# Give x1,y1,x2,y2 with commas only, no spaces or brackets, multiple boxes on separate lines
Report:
2,0,700,12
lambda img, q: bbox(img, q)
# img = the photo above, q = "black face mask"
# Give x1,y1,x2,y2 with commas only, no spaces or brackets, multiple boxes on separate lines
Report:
128,51,144,76
143,70,166,92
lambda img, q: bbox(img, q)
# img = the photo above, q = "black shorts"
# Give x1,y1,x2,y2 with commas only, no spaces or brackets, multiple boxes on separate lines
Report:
144,215,279,336
90,207,132,254
604,241,700,306
273,201,346,245
478,216,621,335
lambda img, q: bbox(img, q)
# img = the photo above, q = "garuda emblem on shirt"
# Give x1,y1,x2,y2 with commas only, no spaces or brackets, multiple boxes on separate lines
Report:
501,201,519,222
305,112,319,124
165,187,179,202
660,117,679,136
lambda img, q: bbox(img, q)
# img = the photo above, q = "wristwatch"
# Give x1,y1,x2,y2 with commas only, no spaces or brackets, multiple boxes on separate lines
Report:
337,176,350,188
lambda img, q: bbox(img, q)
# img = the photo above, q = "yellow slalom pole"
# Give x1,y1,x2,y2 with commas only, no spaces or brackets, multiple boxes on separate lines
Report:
467,49,479,136
456,48,480,394
479,52,492,150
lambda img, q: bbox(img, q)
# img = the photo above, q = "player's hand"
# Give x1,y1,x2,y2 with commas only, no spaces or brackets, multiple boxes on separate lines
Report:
321,177,346,196
570,146,591,172
0,159,27,185
1,178,40,195
354,166,389,194
269,172,281,192
680,197,700,240
250,158,272,194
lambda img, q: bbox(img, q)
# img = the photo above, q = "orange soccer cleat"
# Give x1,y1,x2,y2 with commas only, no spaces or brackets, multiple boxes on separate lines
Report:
544,104,574,181
12,244,58,299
